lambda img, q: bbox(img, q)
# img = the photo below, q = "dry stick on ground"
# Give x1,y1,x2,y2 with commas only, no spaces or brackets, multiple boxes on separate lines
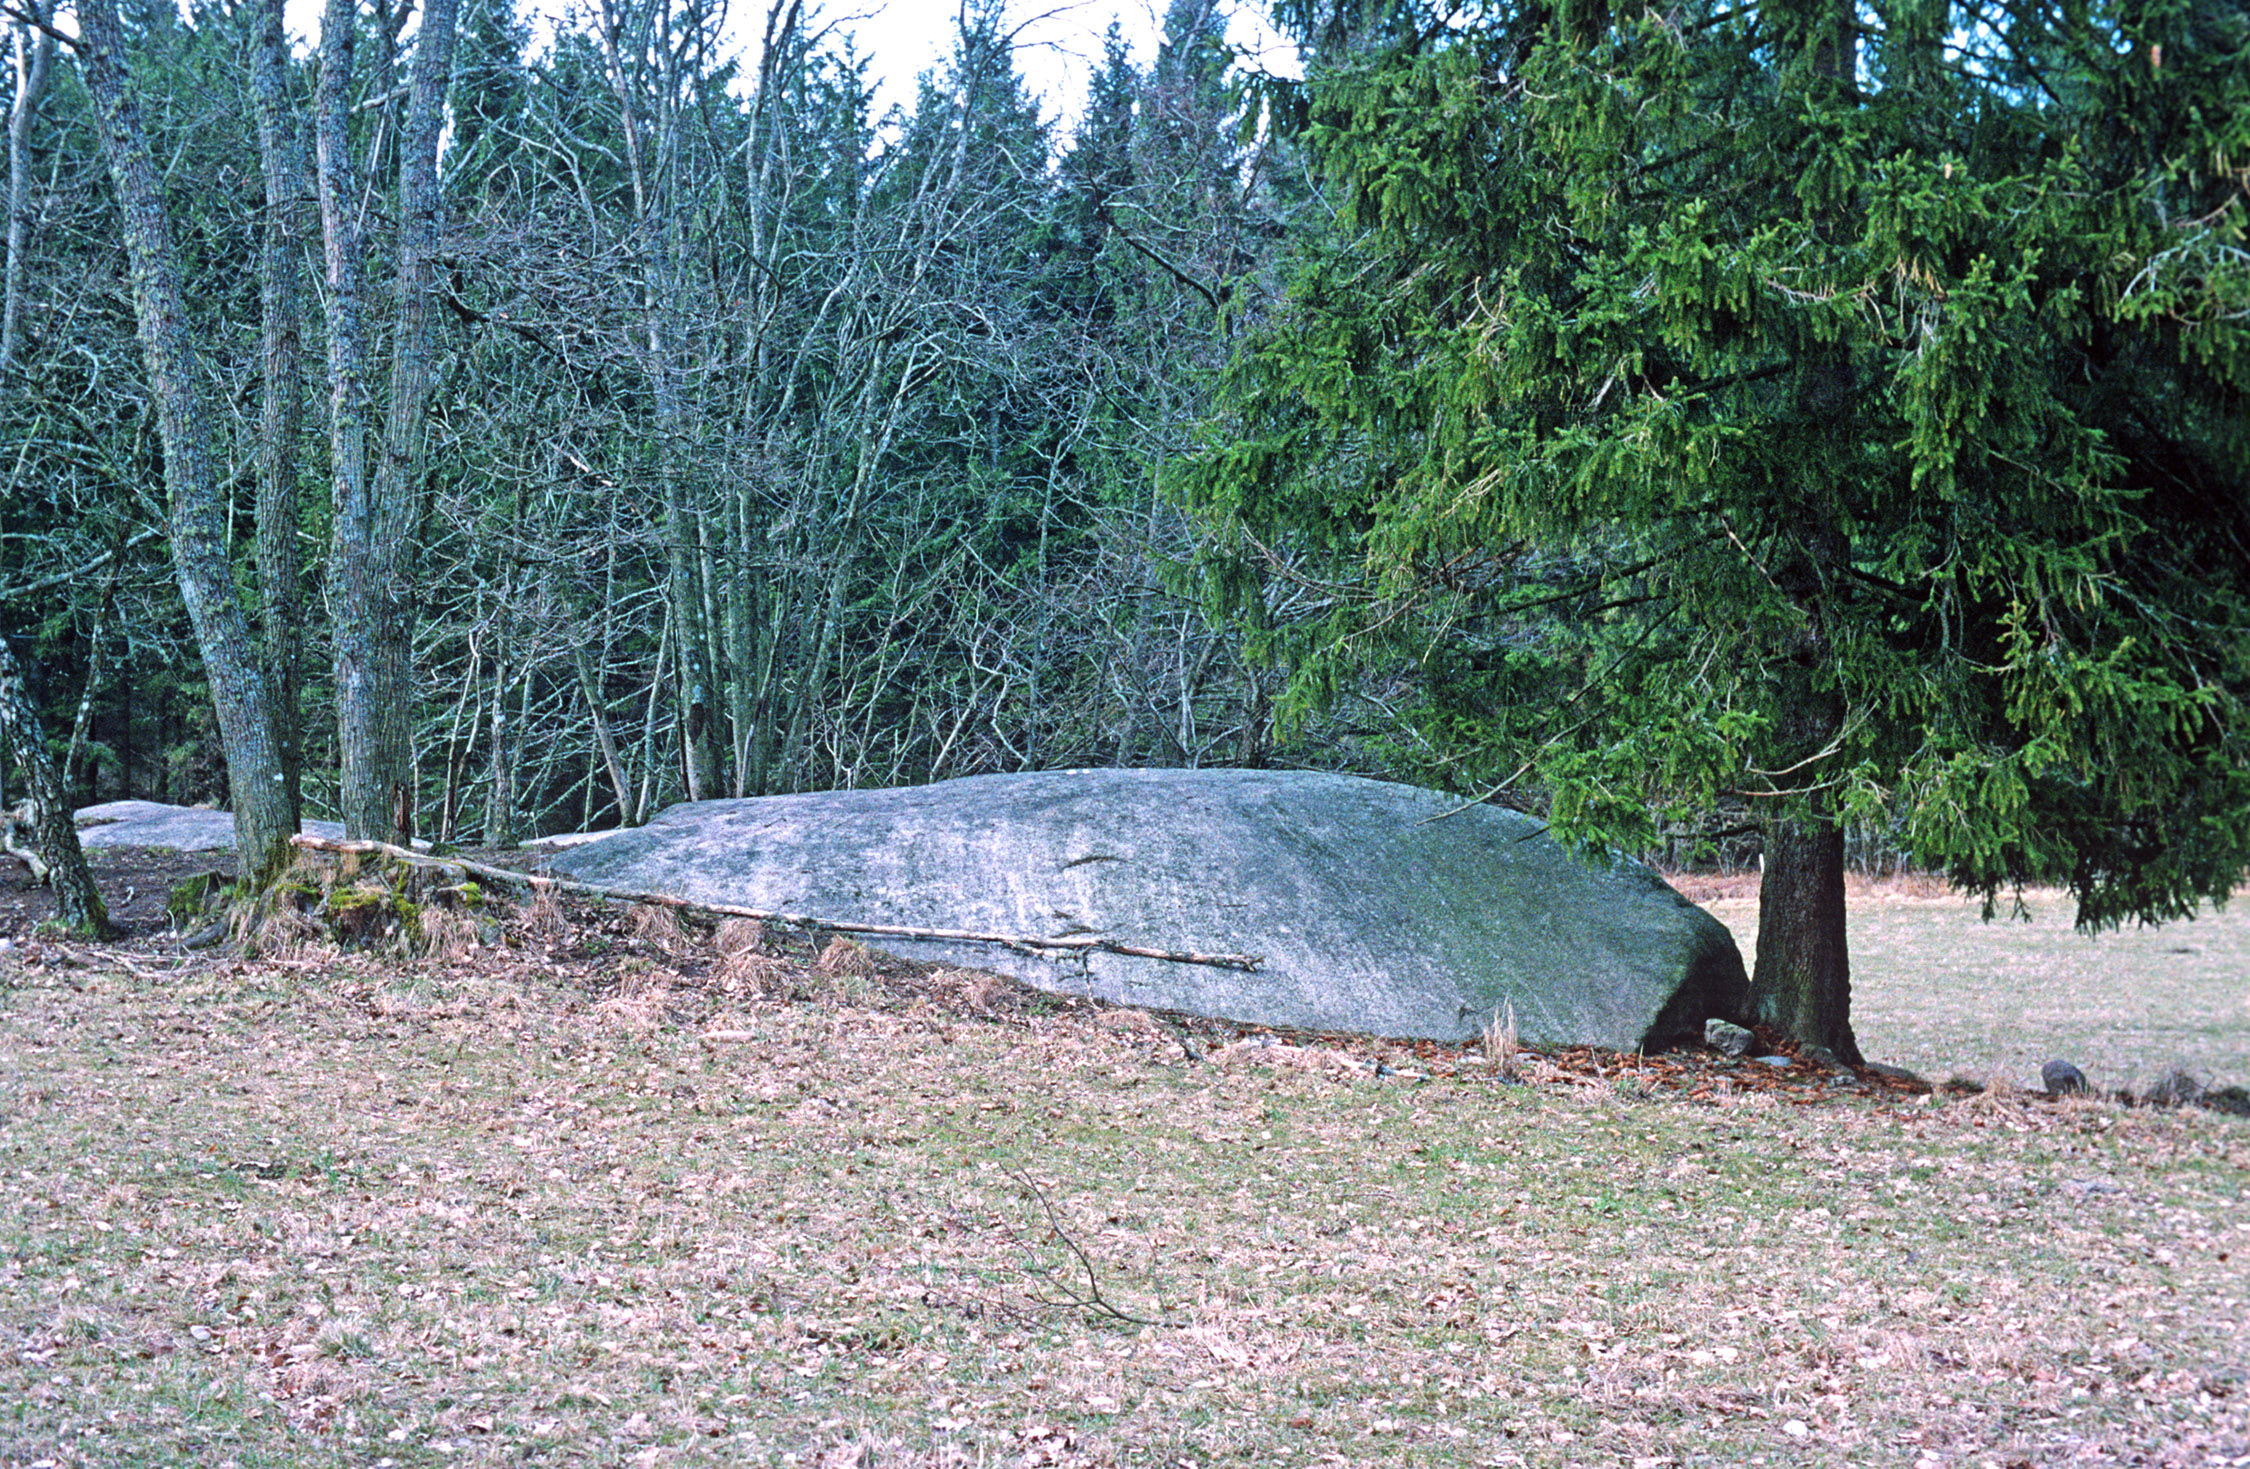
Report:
1006,1167,1165,1328
288,834,1264,972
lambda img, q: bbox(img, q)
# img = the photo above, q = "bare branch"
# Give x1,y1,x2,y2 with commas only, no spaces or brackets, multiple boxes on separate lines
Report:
1005,1168,1164,1328
288,835,1266,971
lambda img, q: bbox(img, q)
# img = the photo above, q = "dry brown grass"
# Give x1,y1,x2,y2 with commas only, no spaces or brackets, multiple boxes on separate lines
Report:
630,901,690,954
818,935,877,977
1485,999,1522,1079
714,916,769,957
0,890,2243,1468
520,879,568,940
238,901,328,962
417,902,482,964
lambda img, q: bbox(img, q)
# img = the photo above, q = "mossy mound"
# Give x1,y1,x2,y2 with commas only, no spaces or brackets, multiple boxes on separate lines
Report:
196,853,501,958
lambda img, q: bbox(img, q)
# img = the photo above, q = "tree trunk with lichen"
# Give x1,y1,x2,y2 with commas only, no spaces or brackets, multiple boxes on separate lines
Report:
0,636,111,937
250,0,309,829
2,1,55,376
1752,811,1859,1064
318,0,460,844
77,0,295,889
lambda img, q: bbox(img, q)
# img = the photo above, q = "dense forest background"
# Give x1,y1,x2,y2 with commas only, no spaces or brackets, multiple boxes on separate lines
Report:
3,0,1365,847
4,0,2244,907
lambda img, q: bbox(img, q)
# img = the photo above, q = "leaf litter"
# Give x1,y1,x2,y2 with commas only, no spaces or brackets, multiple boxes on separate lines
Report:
0,862,2243,1467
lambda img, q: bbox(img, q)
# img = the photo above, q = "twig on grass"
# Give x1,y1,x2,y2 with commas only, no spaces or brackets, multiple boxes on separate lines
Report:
1005,1167,1165,1328
62,945,191,981
289,835,1264,972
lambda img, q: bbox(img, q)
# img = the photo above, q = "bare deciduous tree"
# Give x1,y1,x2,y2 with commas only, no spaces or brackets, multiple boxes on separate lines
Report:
75,0,295,885
248,0,310,825
318,0,461,843
1,0,54,374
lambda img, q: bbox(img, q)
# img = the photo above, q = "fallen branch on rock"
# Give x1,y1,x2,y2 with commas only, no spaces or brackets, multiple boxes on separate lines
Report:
288,834,1263,972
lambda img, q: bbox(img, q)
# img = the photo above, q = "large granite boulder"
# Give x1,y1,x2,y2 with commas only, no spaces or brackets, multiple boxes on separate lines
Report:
71,800,345,850
547,769,1747,1049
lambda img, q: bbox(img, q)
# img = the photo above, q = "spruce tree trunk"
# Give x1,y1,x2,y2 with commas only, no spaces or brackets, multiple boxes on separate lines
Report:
0,637,110,937
1750,0,1863,1065
77,0,295,888
1751,813,1860,1064
1748,505,1863,1066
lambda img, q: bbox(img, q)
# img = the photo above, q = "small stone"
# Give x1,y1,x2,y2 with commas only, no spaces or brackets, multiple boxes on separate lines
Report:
1705,1019,1755,1057
1755,1055,1792,1068
2041,1058,2089,1096
1782,1419,1811,1440
1798,1041,1859,1076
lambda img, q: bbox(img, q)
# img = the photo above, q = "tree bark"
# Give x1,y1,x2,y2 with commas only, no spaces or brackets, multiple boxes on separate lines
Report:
1751,813,1859,1063
63,556,122,786
484,640,518,847
363,0,458,837
1,0,53,376
572,644,635,823
250,0,308,827
76,0,295,887
314,0,378,832
321,0,460,844
0,636,111,937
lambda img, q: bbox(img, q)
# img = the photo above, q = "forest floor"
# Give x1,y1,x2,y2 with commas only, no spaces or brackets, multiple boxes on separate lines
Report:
0,847,2245,1466
0,842,225,941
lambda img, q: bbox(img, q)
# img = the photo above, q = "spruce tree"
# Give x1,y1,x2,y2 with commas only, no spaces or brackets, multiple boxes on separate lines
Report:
1185,0,2250,1058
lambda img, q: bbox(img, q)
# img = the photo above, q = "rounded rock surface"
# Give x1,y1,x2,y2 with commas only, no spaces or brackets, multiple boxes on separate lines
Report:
547,769,1751,1047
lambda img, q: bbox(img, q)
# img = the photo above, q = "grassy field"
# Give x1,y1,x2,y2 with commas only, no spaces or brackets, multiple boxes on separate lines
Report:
0,888,2244,1468
1707,887,2250,1092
